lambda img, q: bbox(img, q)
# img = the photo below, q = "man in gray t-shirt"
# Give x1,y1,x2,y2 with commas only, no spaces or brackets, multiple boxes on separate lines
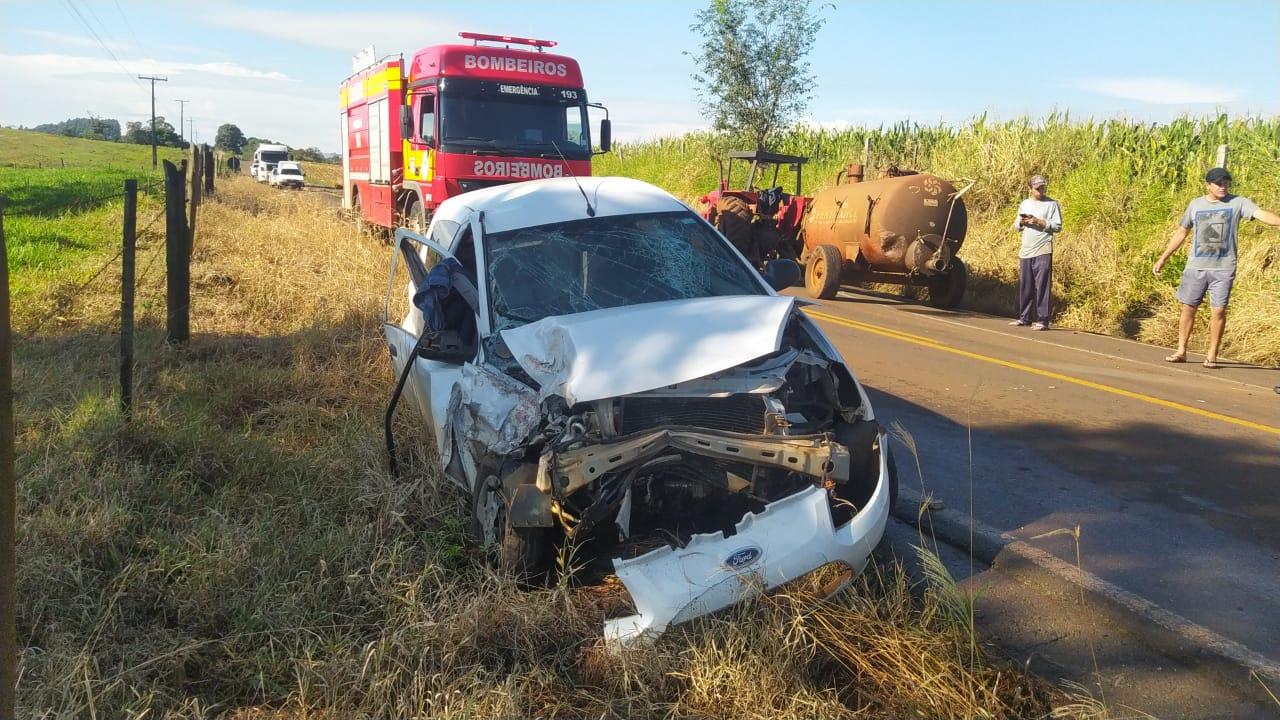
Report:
1153,167,1280,368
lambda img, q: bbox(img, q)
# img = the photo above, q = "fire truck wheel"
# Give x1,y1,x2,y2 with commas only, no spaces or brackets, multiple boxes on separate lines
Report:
925,258,967,309
716,195,753,262
352,192,366,234
805,244,843,299
407,198,427,234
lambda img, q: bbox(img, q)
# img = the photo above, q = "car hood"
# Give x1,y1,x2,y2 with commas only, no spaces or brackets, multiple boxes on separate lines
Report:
499,295,796,406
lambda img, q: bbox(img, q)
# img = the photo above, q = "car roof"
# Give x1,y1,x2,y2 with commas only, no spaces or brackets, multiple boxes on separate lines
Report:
433,176,689,235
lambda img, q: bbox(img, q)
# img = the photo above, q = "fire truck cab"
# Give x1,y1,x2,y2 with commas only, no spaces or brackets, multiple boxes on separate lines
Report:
339,32,611,233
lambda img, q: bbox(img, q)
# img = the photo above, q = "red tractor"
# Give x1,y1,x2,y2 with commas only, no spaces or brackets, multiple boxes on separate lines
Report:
698,150,810,267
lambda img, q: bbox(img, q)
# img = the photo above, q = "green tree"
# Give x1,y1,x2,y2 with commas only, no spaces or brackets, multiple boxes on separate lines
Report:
688,0,826,149
124,117,183,148
215,123,247,154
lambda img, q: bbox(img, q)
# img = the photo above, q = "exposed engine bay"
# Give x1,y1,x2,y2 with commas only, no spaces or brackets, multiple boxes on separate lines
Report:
448,305,893,640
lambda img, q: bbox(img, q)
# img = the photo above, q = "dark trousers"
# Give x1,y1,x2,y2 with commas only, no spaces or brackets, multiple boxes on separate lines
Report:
1018,254,1053,323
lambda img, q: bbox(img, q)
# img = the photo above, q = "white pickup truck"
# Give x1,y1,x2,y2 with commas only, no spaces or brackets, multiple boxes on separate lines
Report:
269,161,305,189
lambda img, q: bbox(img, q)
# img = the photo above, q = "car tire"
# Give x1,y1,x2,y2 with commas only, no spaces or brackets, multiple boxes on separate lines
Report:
471,474,552,584
885,444,900,513
925,257,967,309
805,244,843,299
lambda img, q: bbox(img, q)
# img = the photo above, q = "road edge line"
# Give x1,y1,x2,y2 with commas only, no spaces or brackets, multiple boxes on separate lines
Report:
807,308,1280,437
895,485,1280,695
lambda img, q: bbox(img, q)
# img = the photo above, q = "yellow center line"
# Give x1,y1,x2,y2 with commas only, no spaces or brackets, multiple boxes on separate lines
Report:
804,308,1280,437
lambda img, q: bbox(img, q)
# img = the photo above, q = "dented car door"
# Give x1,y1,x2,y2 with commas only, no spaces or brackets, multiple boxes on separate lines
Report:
382,221,483,460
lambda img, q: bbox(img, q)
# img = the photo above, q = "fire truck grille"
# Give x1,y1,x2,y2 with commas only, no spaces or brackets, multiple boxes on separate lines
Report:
619,395,767,435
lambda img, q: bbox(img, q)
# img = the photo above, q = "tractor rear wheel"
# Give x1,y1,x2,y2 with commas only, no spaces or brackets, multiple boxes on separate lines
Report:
716,195,754,263
805,244,843,299
925,258,967,309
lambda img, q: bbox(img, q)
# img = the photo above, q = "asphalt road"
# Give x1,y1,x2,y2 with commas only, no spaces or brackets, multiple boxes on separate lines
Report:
798,288,1280,669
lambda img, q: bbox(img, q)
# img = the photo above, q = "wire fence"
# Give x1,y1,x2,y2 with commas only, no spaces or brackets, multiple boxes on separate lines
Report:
0,178,164,219
3,142,218,415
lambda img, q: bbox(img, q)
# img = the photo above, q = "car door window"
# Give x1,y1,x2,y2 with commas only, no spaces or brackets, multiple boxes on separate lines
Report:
385,230,480,363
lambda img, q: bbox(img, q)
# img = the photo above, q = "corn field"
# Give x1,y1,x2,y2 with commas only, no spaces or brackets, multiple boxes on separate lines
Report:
596,115,1280,365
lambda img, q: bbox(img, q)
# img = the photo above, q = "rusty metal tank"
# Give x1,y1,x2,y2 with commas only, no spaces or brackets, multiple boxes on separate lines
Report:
802,165,968,276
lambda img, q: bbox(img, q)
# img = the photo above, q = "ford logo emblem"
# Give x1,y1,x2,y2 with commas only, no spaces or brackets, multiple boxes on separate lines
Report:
724,546,762,570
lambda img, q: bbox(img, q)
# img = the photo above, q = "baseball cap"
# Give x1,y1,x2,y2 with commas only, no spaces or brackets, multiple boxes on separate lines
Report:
1205,167,1231,184
1028,174,1047,188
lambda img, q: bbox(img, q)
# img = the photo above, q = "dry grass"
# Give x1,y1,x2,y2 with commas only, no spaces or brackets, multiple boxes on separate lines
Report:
300,162,341,188
14,177,1111,717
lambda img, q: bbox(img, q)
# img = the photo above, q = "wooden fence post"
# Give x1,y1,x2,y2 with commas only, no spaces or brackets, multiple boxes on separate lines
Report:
120,180,137,418
203,145,214,195
0,206,17,720
1215,143,1228,168
188,146,202,250
164,160,190,345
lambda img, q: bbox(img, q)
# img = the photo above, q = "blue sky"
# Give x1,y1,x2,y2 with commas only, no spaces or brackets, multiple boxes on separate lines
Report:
2,0,1277,152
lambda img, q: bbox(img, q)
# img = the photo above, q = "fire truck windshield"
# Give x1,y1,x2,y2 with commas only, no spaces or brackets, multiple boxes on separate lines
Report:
440,78,590,160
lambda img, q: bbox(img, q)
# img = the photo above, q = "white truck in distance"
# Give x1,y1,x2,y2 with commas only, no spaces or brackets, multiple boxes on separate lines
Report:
253,143,289,182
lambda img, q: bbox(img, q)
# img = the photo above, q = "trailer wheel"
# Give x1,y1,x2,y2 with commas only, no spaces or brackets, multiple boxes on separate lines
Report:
805,244,843,299
925,258,967,309
716,195,754,263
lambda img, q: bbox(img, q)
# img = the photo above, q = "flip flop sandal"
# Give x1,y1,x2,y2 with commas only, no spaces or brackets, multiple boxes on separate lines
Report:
1164,354,1186,363
1203,361,1221,369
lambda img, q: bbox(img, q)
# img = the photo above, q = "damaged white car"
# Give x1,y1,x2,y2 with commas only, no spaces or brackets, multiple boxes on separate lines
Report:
382,176,895,643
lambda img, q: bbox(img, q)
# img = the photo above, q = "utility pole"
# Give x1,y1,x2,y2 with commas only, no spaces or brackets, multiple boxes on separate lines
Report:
137,75,168,168
175,99,189,148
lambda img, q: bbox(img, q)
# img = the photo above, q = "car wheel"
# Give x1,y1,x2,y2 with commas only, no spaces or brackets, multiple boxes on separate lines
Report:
471,473,552,585
804,244,843,299
925,258,967,309
885,444,900,513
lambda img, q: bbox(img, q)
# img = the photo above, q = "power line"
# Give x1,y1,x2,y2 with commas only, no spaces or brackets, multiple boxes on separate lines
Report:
61,0,139,87
111,0,144,51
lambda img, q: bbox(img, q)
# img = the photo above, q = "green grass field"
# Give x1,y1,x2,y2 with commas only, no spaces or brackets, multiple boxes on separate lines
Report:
1,129,179,320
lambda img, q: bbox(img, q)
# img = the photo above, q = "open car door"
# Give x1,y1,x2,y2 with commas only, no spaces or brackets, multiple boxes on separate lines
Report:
383,226,482,465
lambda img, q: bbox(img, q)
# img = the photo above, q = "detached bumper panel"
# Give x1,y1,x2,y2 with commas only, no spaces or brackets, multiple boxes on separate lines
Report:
604,435,890,643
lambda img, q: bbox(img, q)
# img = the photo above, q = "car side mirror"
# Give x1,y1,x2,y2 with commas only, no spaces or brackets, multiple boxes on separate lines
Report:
762,259,802,291
598,118,611,152
399,105,413,141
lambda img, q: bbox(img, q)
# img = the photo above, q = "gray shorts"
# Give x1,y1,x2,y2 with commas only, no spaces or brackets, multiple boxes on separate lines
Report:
1176,267,1235,308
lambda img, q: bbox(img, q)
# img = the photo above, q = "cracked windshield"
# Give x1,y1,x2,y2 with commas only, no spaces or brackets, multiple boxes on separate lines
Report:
486,211,764,330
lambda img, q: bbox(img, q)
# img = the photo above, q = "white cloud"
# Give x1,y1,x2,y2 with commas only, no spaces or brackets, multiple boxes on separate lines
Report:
197,7,456,54
20,28,134,54
1069,77,1239,105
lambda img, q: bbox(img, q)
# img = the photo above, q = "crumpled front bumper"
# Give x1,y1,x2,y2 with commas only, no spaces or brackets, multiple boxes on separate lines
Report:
603,432,891,643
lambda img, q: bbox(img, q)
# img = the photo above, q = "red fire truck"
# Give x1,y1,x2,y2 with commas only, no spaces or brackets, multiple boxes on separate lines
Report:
339,32,611,233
